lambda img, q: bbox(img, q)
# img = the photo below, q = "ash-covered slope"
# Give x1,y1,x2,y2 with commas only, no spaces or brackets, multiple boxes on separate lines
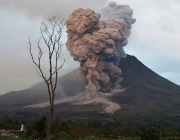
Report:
109,55,180,112
0,68,87,108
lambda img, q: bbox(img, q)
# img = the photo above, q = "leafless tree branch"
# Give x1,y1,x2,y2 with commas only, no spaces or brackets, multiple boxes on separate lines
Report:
28,16,65,140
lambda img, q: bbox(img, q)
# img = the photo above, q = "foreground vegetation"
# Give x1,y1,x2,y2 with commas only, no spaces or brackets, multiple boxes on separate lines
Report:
1,115,180,140
0,105,180,140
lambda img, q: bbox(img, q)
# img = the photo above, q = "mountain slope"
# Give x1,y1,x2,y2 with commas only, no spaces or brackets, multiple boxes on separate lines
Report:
0,68,87,108
0,55,180,113
109,55,180,112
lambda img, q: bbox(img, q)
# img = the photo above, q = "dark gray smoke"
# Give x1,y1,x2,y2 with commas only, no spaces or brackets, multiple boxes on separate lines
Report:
101,1,136,60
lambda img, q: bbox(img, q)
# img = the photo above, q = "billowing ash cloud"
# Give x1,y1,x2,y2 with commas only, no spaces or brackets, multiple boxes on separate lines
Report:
101,1,136,59
66,1,136,97
66,8,127,96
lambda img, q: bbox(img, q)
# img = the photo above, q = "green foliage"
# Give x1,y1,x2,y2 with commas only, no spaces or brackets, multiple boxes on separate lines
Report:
78,136,96,140
54,122,100,140
124,137,140,140
0,137,30,140
88,120,101,128
1,115,180,140
140,127,160,140
17,131,29,139
55,131,73,140
27,116,47,140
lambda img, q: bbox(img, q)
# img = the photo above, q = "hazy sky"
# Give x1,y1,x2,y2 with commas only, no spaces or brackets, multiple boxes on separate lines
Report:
0,0,180,95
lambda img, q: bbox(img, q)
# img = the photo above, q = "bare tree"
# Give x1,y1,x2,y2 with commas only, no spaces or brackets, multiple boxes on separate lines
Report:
28,16,65,140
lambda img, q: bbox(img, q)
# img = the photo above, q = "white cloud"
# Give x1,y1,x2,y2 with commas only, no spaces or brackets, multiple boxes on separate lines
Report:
115,0,180,60
0,0,109,20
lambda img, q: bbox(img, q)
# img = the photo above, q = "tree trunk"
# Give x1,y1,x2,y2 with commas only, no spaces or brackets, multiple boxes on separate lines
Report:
46,104,54,140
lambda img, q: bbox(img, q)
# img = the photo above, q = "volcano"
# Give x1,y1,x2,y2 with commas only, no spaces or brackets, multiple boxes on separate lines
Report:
111,55,180,112
0,54,180,114
0,55,180,114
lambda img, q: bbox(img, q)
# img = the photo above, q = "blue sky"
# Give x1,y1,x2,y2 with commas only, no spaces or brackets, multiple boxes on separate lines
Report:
0,0,180,95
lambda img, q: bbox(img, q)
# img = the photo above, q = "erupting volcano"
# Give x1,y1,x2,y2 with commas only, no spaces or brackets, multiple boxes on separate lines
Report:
66,1,136,97
4,2,179,114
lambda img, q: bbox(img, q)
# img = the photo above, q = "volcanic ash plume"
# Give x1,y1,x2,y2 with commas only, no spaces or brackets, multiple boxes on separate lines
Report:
101,1,136,60
66,8,127,96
